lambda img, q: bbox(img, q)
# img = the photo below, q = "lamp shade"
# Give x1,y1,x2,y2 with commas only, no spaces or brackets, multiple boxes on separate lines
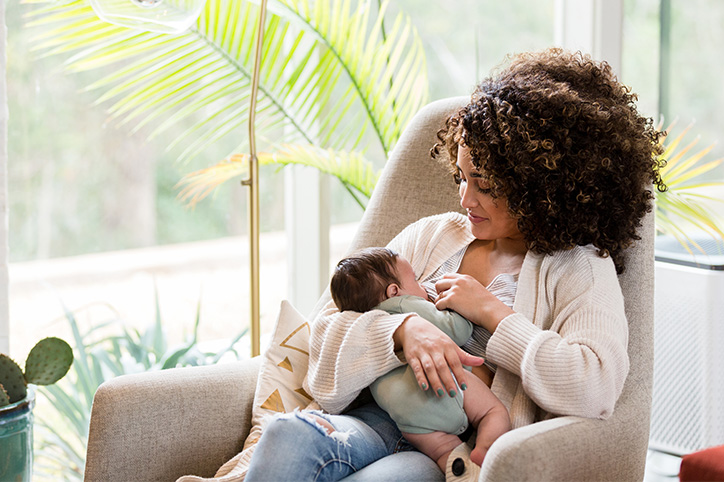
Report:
89,0,206,34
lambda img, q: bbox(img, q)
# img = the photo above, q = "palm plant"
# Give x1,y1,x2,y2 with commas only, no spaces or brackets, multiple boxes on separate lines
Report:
23,0,428,209
655,121,724,252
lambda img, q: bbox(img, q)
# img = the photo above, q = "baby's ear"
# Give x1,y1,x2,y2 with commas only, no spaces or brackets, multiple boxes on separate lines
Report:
386,283,400,299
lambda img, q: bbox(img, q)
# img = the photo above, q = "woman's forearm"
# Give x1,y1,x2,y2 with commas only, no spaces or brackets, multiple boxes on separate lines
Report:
475,300,515,333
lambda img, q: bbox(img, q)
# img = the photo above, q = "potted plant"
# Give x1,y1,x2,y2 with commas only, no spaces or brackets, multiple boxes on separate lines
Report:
0,337,73,482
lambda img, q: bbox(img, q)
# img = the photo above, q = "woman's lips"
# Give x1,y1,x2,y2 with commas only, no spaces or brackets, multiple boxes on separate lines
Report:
468,212,488,224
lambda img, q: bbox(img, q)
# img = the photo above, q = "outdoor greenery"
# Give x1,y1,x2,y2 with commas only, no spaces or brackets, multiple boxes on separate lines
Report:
33,295,247,480
8,1,251,261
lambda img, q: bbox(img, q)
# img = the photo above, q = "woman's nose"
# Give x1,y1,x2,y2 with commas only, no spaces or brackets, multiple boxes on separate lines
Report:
459,182,477,209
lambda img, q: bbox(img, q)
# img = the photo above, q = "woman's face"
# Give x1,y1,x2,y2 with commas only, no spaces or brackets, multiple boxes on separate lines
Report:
456,146,523,242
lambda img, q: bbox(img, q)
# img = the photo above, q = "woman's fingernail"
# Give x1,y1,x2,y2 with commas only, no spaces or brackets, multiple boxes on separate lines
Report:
461,383,467,391
421,383,428,390
449,389,456,397
437,388,444,397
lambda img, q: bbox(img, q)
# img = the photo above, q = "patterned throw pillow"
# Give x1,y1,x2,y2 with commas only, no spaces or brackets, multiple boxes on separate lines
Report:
246,299,313,441
177,300,312,482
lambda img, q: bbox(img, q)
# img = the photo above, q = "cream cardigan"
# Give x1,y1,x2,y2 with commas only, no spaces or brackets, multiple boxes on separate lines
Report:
304,212,630,429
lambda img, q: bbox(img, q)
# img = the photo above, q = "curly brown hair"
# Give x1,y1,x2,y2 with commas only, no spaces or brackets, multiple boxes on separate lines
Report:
431,48,667,273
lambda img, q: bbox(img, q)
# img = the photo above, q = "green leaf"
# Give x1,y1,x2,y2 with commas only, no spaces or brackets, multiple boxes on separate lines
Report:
34,291,248,479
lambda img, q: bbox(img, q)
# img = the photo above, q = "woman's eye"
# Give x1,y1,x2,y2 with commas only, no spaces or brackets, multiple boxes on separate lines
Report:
453,172,465,185
476,181,492,194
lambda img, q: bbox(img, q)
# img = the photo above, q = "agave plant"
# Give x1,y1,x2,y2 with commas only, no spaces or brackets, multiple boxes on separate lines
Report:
655,121,724,251
23,0,428,209
33,294,248,481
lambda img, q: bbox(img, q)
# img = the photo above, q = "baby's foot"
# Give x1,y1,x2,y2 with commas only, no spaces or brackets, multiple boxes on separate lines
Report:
470,446,486,467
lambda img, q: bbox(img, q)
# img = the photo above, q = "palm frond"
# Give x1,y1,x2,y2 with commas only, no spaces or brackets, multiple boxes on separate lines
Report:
275,0,428,153
656,121,724,249
177,144,380,209
657,189,724,235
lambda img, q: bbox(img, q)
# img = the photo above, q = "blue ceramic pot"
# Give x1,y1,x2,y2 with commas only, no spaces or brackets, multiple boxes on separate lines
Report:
0,386,36,482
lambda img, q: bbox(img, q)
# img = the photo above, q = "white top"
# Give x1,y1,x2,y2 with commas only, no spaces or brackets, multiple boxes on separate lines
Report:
419,244,518,373
304,212,630,429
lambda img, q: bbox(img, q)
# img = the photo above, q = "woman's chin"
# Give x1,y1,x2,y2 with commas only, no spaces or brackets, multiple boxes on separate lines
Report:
469,224,493,240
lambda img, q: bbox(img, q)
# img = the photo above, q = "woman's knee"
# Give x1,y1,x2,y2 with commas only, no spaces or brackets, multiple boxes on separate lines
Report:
261,411,341,444
248,411,359,481
307,414,336,434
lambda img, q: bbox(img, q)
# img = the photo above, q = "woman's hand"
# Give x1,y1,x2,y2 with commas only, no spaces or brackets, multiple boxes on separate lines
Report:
393,315,484,397
434,273,514,333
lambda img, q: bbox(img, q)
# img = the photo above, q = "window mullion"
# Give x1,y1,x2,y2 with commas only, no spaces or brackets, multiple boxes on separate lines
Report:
554,0,624,77
0,1,9,354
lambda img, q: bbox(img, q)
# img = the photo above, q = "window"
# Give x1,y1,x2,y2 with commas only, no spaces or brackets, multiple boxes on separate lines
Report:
621,0,724,222
5,1,558,360
623,0,724,154
8,0,719,362
7,2,285,358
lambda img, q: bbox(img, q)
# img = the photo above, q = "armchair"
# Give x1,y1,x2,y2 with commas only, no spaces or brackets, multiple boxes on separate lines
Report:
84,97,655,481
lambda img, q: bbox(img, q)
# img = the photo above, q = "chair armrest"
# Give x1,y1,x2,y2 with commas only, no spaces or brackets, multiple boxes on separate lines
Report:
85,357,261,482
481,414,647,482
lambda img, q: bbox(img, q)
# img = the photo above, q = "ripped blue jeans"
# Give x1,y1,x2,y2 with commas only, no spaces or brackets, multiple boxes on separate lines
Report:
245,402,443,482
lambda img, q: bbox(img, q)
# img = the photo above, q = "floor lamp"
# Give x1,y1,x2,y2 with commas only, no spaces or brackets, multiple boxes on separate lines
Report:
241,0,267,357
90,0,267,356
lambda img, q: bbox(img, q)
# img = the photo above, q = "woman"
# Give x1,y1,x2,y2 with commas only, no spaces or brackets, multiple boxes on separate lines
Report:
245,47,666,481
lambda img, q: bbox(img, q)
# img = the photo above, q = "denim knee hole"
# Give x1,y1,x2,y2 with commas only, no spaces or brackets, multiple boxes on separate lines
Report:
292,410,355,447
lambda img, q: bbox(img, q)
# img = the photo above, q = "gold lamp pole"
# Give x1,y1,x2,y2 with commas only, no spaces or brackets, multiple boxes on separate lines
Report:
241,0,268,357
89,0,268,357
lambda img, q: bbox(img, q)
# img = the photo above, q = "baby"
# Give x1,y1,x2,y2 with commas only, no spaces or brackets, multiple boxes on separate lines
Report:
330,247,511,476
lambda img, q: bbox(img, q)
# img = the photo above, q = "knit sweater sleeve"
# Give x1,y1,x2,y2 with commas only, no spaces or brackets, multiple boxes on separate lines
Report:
304,212,470,414
486,248,630,420
304,302,411,414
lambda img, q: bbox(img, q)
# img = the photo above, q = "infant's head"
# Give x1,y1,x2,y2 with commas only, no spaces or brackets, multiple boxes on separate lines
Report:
330,247,428,312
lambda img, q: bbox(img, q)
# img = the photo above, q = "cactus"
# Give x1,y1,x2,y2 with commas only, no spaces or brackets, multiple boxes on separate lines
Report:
24,337,73,386
0,354,26,404
0,337,73,407
0,383,10,406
